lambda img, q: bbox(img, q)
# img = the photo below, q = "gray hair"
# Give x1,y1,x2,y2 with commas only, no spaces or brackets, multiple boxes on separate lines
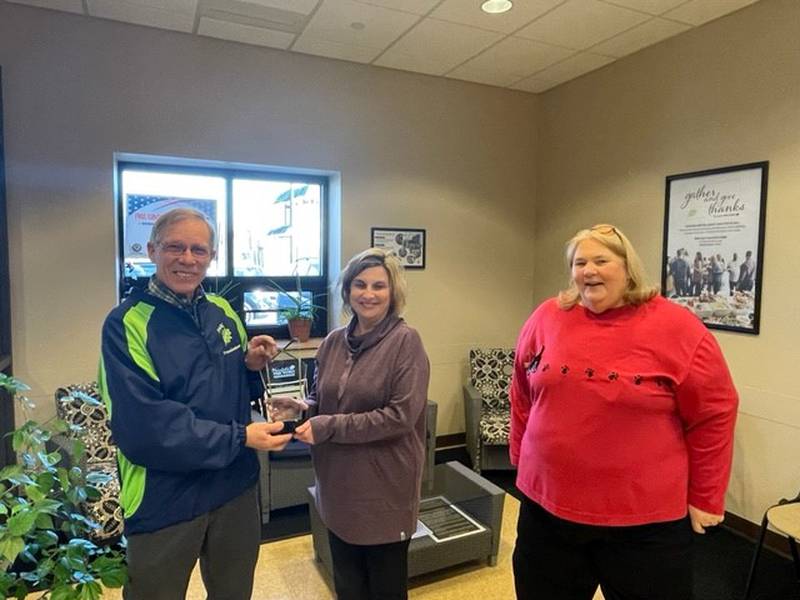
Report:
149,208,216,248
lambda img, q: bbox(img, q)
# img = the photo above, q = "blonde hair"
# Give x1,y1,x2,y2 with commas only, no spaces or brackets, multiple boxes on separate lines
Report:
557,224,659,310
339,248,407,318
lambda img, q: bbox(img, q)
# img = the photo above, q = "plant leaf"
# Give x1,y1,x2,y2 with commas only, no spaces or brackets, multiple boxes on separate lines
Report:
0,536,25,563
98,564,127,588
7,509,37,536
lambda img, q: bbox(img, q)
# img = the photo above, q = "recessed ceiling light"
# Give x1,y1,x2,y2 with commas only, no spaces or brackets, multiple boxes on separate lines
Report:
481,0,513,14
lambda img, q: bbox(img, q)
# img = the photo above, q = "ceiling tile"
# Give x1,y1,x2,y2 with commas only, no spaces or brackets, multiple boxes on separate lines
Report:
528,51,613,83
292,37,381,63
451,36,574,81
350,0,440,15
446,66,521,88
516,0,650,50
198,17,295,49
375,18,501,76
87,0,197,32
5,0,84,14
295,0,419,51
589,15,689,57
662,0,759,26
431,0,564,34
511,75,561,93
598,0,686,16
244,0,319,14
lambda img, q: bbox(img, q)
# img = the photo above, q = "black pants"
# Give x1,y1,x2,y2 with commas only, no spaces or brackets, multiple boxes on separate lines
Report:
328,530,411,600
513,496,693,600
124,485,260,600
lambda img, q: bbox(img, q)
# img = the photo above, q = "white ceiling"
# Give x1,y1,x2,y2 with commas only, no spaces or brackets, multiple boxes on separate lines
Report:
4,0,761,93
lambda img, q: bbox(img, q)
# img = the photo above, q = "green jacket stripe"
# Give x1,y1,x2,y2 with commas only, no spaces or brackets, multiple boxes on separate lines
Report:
207,295,247,349
123,302,160,382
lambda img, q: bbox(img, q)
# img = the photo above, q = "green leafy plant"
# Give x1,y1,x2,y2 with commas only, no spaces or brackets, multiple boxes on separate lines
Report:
0,374,127,599
266,274,326,322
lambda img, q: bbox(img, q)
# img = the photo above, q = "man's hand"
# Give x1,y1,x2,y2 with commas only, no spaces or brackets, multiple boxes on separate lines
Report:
294,420,315,445
245,421,293,451
244,335,279,371
267,396,309,422
688,504,724,534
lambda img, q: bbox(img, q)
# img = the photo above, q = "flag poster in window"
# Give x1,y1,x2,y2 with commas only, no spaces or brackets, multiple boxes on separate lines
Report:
370,227,426,269
661,162,768,334
125,196,217,258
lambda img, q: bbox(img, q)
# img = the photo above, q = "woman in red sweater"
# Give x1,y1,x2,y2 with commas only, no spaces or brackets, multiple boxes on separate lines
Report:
510,224,738,600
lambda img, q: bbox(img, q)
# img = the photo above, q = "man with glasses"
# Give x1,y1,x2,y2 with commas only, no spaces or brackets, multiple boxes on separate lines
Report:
100,208,291,599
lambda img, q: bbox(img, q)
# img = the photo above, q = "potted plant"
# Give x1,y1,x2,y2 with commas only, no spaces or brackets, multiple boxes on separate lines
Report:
0,374,127,599
266,274,325,343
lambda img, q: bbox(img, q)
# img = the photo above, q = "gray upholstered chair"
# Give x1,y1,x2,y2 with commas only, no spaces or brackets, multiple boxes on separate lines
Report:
54,383,124,543
463,348,515,473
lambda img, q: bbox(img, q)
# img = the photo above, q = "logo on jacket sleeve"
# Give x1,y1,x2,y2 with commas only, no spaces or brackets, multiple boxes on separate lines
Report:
217,323,233,346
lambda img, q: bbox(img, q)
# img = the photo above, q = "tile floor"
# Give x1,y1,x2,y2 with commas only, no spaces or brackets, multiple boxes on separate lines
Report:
95,493,605,599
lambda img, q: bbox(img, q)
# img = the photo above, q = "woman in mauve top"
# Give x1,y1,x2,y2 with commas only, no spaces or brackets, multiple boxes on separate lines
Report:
510,224,738,600
295,248,430,600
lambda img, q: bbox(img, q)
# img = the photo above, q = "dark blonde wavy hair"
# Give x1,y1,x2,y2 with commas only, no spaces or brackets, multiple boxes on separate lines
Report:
339,248,407,318
557,224,659,310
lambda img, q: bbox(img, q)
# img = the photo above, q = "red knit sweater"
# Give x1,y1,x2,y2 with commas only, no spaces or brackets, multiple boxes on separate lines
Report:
510,296,738,526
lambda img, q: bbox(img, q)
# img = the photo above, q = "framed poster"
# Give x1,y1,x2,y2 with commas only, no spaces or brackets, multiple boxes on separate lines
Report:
661,161,768,334
371,227,426,269
124,195,218,258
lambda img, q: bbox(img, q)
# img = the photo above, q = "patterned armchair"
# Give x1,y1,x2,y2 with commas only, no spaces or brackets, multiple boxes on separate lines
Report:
463,348,515,473
54,383,124,543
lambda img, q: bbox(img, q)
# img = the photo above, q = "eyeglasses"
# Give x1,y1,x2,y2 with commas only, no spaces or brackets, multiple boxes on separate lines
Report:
158,242,212,259
590,224,624,244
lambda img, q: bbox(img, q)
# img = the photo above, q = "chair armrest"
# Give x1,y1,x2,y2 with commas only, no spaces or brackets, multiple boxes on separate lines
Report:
436,461,506,560
463,384,482,427
463,384,483,465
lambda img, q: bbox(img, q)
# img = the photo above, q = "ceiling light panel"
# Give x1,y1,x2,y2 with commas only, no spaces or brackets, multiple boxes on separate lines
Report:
5,0,84,14
201,0,309,33
432,0,563,34
375,18,502,76
87,0,197,33
516,0,649,50
198,17,296,48
244,0,320,14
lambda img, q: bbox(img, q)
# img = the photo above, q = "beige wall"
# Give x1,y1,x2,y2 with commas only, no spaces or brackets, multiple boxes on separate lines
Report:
3,0,797,526
0,3,538,434
534,0,800,523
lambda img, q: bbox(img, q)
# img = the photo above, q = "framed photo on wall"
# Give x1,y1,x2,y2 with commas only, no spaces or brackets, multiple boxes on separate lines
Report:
370,227,426,269
661,161,768,334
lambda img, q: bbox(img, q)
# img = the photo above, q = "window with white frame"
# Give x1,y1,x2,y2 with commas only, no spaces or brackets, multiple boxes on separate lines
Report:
117,161,328,339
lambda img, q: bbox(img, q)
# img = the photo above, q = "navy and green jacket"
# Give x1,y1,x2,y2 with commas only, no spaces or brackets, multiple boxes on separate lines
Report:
99,288,258,535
